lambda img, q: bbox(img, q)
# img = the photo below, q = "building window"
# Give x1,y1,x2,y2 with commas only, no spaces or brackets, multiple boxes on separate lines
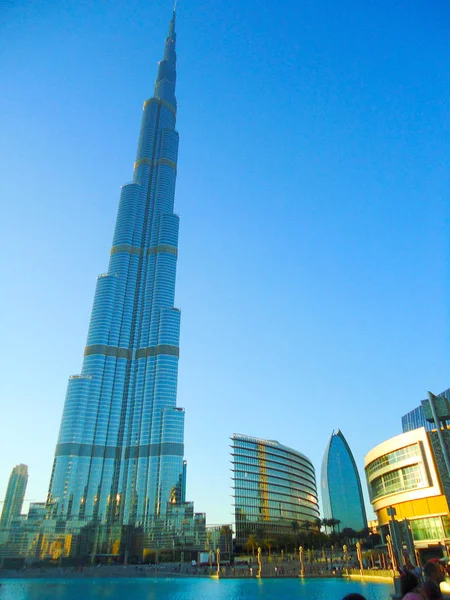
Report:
410,517,444,541
370,464,424,501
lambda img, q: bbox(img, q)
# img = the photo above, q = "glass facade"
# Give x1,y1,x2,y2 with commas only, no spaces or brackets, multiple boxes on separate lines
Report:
0,464,28,529
231,434,320,545
321,430,367,532
402,406,433,433
369,463,424,500
365,444,421,479
402,388,450,433
410,516,446,542
365,440,430,503
47,13,187,529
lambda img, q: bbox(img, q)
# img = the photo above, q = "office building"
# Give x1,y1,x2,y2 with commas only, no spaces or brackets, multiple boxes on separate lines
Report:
0,464,28,529
321,429,367,532
47,9,186,528
231,434,320,546
38,11,206,559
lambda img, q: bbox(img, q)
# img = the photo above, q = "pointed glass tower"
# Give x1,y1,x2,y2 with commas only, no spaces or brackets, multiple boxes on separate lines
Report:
321,429,367,532
48,11,186,528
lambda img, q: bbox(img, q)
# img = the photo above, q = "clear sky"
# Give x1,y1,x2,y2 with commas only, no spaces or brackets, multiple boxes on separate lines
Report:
0,0,449,525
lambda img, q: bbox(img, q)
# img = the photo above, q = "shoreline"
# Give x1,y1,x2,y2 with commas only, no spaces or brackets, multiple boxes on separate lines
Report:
0,567,393,584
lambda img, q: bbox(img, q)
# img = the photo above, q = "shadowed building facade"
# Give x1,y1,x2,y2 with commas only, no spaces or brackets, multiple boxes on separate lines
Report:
42,13,205,555
231,434,320,546
321,430,367,532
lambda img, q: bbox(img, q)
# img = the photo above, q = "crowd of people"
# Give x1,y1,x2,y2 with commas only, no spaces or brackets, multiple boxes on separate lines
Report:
399,560,446,600
341,559,447,600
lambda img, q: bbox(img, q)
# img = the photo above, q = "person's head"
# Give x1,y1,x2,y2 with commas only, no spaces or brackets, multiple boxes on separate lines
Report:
342,595,367,600
400,570,419,596
424,560,445,583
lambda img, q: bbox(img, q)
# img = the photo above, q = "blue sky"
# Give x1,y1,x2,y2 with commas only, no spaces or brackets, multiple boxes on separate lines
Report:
0,0,449,523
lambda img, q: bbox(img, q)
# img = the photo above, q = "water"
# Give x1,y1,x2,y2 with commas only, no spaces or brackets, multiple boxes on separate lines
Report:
0,577,392,600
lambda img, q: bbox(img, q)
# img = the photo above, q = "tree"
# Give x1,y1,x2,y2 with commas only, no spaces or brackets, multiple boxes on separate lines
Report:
342,527,358,544
264,539,275,557
328,518,340,535
256,526,265,546
322,518,330,534
278,533,293,553
244,534,257,556
220,525,233,554
357,527,369,541
301,520,313,532
291,521,300,535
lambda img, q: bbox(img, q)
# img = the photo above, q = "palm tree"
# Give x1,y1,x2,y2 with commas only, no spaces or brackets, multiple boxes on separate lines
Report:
291,520,300,535
301,520,313,532
328,518,340,535
256,526,265,546
342,527,357,544
244,534,257,556
322,518,330,534
220,525,233,554
264,539,275,557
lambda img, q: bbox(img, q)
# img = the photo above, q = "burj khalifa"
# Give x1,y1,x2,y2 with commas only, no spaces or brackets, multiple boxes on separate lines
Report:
47,10,186,529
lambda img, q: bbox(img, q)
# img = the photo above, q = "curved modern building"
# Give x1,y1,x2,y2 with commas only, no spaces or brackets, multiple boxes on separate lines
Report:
365,427,450,559
321,429,367,532
231,434,320,545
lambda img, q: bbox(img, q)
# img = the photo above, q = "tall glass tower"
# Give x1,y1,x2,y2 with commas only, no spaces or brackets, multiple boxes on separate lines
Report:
47,11,185,528
321,429,367,532
1,464,28,528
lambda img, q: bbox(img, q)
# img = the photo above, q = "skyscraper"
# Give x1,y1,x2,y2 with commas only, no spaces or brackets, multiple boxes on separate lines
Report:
47,11,186,529
321,429,367,532
1,464,28,528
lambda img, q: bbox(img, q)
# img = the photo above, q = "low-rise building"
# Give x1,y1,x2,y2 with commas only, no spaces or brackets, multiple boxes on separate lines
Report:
365,426,450,561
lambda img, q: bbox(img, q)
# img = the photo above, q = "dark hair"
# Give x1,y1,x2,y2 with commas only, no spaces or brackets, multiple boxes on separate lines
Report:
400,570,419,596
342,595,367,600
424,560,440,578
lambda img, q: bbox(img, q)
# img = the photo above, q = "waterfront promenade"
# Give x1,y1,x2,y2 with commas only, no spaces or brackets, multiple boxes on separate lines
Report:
0,561,393,583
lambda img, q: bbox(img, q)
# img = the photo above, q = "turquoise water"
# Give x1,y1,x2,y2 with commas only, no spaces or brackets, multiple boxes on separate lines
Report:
0,577,392,600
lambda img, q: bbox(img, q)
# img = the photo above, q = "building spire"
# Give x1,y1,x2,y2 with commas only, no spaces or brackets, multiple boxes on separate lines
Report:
168,4,176,41
154,10,177,110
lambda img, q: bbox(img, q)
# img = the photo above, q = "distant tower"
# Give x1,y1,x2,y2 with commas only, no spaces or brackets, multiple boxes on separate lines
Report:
321,430,367,531
1,464,28,528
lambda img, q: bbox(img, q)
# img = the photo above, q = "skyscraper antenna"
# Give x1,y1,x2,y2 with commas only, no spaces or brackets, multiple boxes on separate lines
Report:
173,0,177,12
